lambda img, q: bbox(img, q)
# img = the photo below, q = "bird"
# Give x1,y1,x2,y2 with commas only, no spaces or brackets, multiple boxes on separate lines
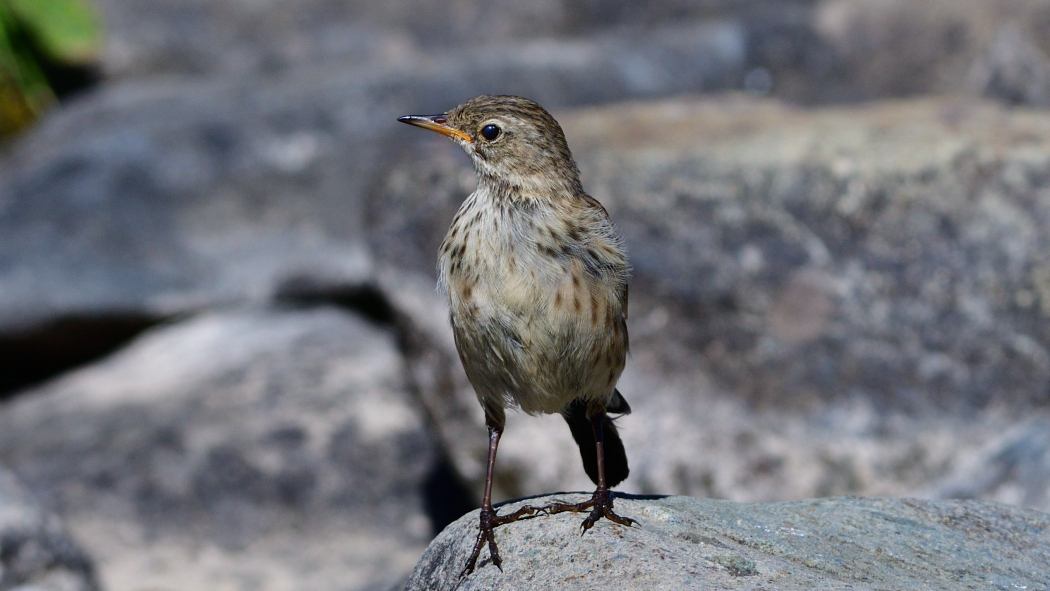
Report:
398,95,635,576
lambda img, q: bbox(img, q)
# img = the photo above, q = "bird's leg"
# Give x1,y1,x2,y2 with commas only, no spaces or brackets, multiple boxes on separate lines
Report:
544,409,637,533
460,410,540,577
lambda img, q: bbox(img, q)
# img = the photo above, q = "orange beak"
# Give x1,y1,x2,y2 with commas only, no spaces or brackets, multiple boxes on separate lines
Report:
397,114,473,143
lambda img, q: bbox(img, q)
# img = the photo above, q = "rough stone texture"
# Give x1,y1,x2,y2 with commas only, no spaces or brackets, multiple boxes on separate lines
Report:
567,97,1050,412
376,97,1050,512
0,77,376,335
0,308,435,591
929,417,1050,510
0,468,99,591
405,495,1050,590
813,0,1050,105
89,0,1050,109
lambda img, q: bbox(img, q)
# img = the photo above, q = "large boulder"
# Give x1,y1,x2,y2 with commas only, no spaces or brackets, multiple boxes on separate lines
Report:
0,307,439,591
406,495,1050,590
565,97,1050,412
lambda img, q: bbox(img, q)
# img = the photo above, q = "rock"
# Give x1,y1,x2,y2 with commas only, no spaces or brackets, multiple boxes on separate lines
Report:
376,96,1050,511
813,0,1050,105
564,96,1050,412
0,468,99,591
0,75,375,337
0,307,439,591
969,22,1050,107
101,0,1050,108
375,270,490,494
91,0,804,79
405,495,1050,590
929,417,1050,509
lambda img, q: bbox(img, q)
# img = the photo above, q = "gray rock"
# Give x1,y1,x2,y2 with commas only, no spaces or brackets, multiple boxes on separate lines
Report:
91,0,806,79
0,468,99,591
91,0,1050,109
564,96,1050,412
405,495,1050,590
969,23,1050,107
813,0,1050,106
930,417,1050,509
0,76,375,336
0,307,437,591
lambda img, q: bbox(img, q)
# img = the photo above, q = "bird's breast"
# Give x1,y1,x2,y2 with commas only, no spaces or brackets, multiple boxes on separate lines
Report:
439,194,623,328
440,213,556,321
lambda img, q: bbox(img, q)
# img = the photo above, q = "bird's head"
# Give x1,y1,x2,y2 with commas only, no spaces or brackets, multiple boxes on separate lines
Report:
398,95,583,200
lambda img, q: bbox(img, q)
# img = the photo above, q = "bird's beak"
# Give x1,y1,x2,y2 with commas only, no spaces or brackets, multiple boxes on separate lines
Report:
397,114,473,143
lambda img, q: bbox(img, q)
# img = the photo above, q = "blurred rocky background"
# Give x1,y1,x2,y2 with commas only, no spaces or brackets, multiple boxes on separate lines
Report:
2,0,1050,590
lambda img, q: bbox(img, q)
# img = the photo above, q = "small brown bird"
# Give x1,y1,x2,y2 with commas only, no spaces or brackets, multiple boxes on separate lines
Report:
399,95,635,575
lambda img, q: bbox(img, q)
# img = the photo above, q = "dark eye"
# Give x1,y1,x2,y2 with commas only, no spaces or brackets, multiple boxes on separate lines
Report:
480,124,501,141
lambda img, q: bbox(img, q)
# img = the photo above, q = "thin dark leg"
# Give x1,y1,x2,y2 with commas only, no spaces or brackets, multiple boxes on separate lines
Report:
460,411,540,577
544,409,636,533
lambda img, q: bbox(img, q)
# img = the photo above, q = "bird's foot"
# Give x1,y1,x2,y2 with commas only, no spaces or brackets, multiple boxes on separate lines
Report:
543,486,636,534
460,504,541,577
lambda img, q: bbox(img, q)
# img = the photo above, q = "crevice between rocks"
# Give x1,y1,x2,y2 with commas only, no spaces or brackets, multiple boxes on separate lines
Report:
275,282,397,326
0,314,162,400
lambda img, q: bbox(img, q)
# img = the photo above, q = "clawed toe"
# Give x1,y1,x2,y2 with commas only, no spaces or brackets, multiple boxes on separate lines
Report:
580,500,636,533
459,490,634,576
460,504,541,577
542,487,636,534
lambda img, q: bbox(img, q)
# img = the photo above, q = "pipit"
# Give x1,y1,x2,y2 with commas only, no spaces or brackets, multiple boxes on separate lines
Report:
399,95,635,575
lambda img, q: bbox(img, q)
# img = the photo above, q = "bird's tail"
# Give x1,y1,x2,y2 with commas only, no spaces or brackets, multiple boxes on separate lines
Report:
563,390,631,487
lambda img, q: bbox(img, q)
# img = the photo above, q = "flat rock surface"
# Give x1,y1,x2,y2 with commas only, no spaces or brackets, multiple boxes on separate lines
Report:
406,494,1050,590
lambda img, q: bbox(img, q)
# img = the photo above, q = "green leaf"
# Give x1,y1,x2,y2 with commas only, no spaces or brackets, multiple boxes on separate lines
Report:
0,5,21,75
0,2,56,134
6,0,102,64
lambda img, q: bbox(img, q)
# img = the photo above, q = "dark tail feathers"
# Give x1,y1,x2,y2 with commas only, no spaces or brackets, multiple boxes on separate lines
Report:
562,390,631,487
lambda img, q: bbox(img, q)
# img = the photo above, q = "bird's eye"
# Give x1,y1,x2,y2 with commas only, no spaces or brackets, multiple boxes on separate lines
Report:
480,124,501,141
